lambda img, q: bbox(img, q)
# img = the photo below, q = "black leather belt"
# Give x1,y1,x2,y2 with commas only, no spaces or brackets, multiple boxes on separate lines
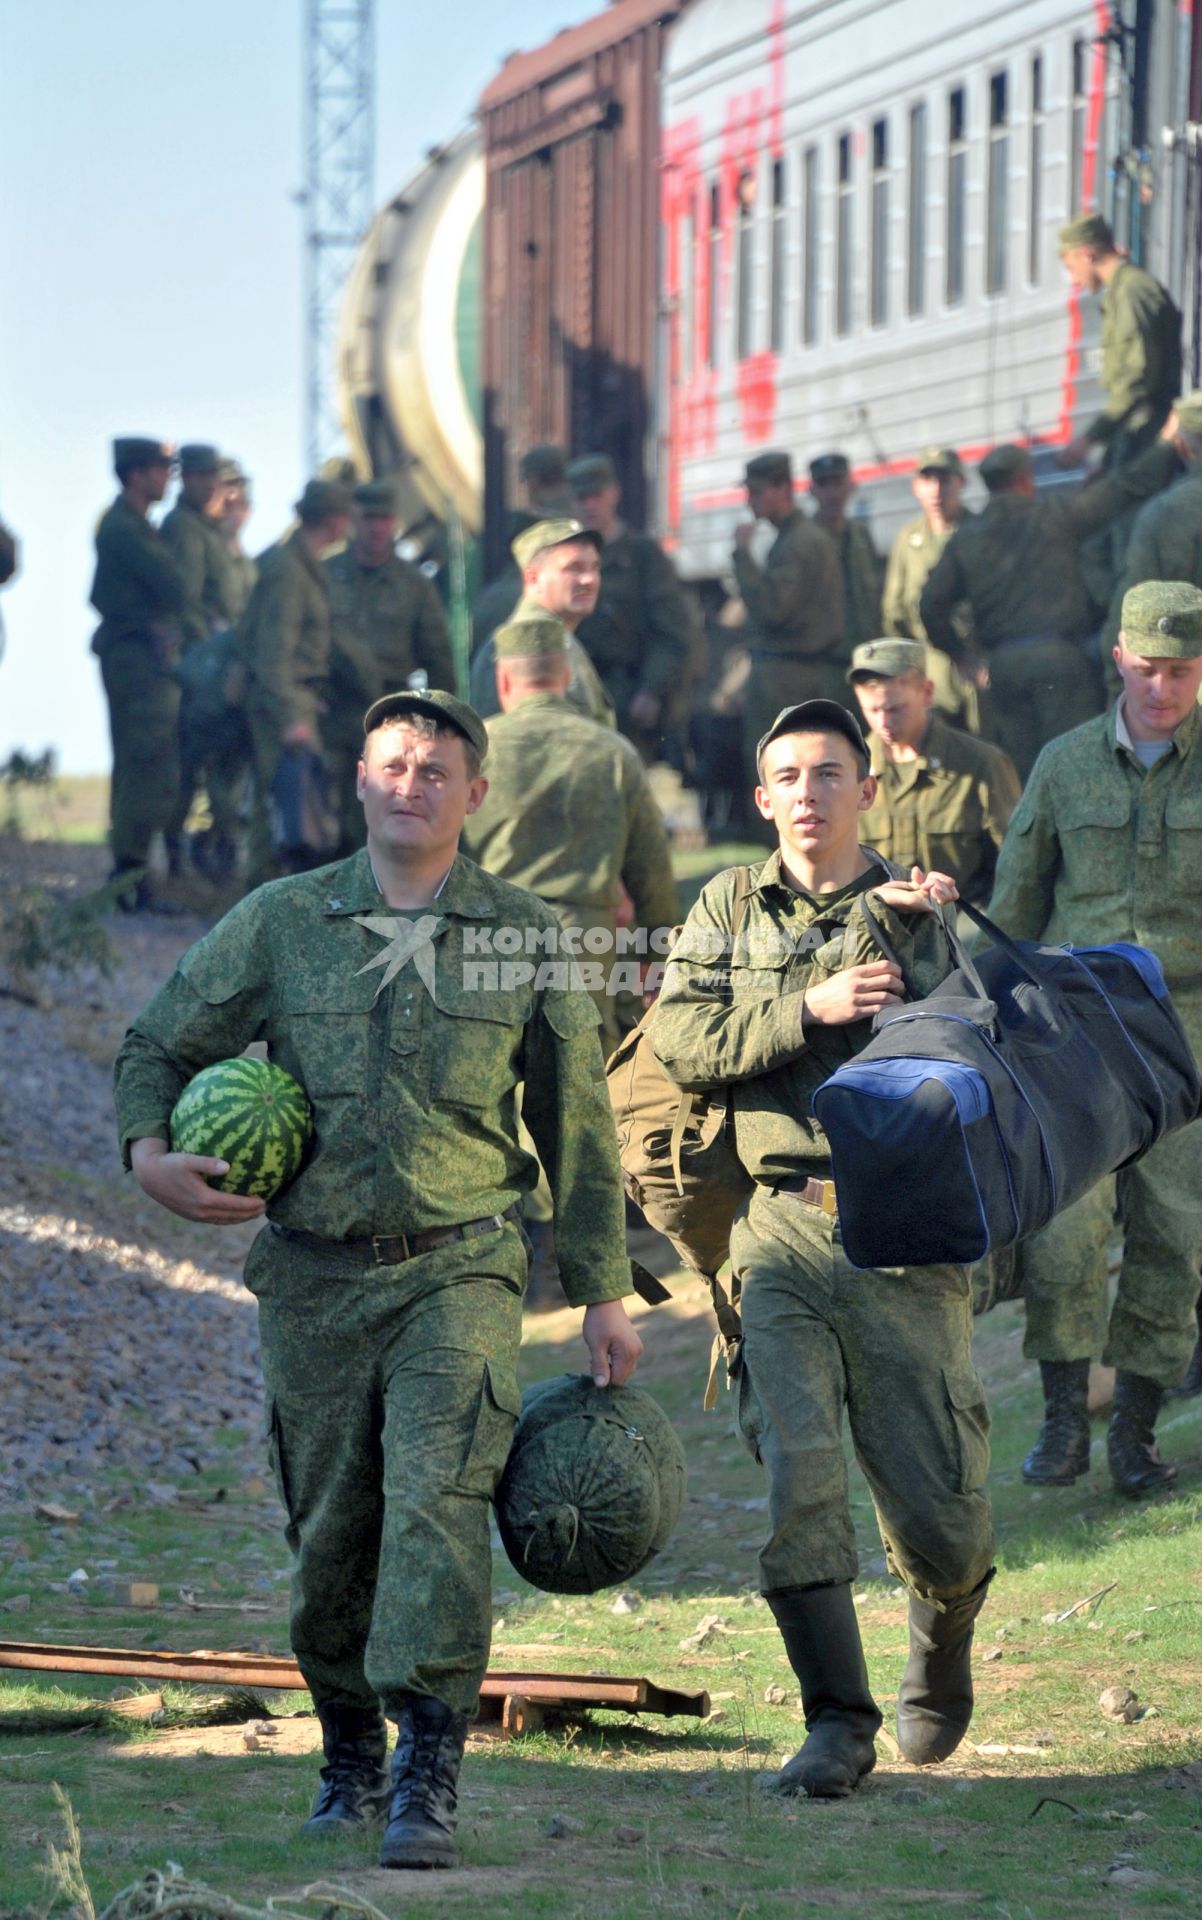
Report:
278,1214,509,1266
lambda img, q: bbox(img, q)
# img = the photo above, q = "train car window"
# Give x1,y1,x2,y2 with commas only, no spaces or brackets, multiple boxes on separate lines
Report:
770,157,787,351
682,197,696,380
870,118,889,327
836,131,853,336
986,71,1008,296
1071,38,1087,215
802,145,820,346
707,181,721,369
736,170,756,361
907,101,927,317
946,87,967,308
1029,55,1044,285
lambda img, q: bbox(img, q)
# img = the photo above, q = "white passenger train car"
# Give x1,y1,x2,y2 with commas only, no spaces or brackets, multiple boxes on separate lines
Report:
657,0,1195,582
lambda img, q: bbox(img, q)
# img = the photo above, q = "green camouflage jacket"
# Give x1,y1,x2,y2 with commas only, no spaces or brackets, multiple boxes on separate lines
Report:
90,497,186,652
732,509,844,659
860,713,1021,905
463,692,678,932
325,548,455,728
227,549,258,622
827,519,885,653
1088,262,1181,448
576,529,694,700
237,529,332,732
651,852,951,1183
883,513,975,647
112,850,631,1305
470,595,616,726
987,700,1202,1044
1104,466,1202,650
160,498,238,650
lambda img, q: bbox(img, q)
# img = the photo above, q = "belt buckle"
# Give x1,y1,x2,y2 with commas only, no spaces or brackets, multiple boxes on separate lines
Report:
372,1232,409,1264
821,1182,837,1218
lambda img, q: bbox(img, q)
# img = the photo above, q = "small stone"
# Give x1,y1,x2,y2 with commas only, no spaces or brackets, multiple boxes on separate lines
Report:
894,1786,930,1806
1106,1867,1160,1889
542,1813,583,1839
931,1842,949,1857
1099,1686,1140,1723
1123,1630,1147,1645
982,1647,1003,1662
611,1591,641,1615
1,1593,31,1612
762,1684,791,1706
614,1825,645,1846
241,1731,265,1751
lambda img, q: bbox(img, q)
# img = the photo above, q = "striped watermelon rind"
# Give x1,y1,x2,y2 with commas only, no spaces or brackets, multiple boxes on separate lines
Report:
170,1057,313,1199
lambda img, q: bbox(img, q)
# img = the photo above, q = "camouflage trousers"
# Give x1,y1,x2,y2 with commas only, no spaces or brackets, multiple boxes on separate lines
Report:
99,640,181,868
243,1220,526,1716
1020,1118,1202,1386
985,637,1103,783
730,1189,994,1606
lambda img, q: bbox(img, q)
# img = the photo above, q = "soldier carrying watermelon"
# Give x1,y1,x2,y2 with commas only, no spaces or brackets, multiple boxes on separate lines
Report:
112,686,643,1872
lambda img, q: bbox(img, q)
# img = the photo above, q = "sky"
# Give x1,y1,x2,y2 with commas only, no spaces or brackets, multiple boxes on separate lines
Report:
0,0,599,774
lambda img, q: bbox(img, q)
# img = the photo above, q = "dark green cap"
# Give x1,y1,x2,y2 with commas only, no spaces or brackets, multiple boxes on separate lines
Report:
810,452,850,482
915,445,965,479
1120,581,1202,659
744,449,792,488
519,443,568,486
511,517,603,573
848,638,928,682
979,444,1033,490
296,478,354,522
567,452,617,492
113,436,175,470
494,614,568,659
218,456,248,486
179,443,221,475
354,478,399,516
363,687,489,760
1059,212,1114,251
757,698,871,772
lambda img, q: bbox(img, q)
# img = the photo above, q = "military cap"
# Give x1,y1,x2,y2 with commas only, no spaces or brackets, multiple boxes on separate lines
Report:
494,1374,686,1594
353,477,399,516
915,445,965,479
494,614,568,660
1059,212,1114,252
979,443,1033,490
809,452,851,482
567,452,617,492
178,443,221,475
757,698,871,772
1173,390,1202,436
363,686,489,760
744,450,792,488
511,516,603,573
113,436,175,471
295,477,354,522
847,638,929,682
518,443,568,485
1120,581,1202,659
217,456,248,486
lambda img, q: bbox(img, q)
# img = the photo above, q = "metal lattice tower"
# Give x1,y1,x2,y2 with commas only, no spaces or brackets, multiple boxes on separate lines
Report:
302,0,375,473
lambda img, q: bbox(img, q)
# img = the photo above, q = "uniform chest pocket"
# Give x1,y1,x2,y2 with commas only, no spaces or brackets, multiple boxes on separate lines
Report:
271,999,371,1097
1057,788,1132,896
1163,785,1202,888
430,984,530,1106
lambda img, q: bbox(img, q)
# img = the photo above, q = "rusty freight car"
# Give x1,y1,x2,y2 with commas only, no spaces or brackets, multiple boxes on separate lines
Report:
477,0,683,573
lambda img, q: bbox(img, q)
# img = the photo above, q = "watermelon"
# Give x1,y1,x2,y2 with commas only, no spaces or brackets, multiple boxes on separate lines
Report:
170,1057,313,1199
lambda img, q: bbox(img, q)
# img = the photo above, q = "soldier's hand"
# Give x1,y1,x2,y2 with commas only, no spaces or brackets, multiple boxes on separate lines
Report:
733,520,757,551
628,688,661,728
582,1299,644,1388
873,867,959,912
130,1137,267,1225
802,962,904,1026
282,720,316,748
1056,436,1091,469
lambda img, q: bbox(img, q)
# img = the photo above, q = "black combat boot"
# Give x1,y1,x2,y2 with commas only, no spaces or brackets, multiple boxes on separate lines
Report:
896,1573,992,1766
765,1582,882,1799
1021,1360,1091,1485
1165,1301,1202,1400
380,1694,469,1870
1108,1370,1177,1498
300,1702,390,1835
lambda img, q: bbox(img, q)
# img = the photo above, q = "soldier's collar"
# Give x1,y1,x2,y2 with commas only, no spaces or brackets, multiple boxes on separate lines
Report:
1112,695,1202,761
322,849,497,920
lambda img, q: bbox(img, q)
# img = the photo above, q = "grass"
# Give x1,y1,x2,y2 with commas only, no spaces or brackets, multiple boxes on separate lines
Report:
2,1289,1202,1917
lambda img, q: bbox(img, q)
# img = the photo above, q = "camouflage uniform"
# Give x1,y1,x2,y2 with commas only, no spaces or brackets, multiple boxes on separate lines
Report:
575,529,694,743
882,514,978,728
324,549,455,851
462,691,678,1051
470,597,616,727
1103,465,1202,659
919,443,1179,779
652,856,993,1603
859,712,1021,906
112,850,631,1715
227,548,258,621
162,501,243,853
160,497,238,652
824,521,885,660
987,699,1202,1385
1087,261,1182,467
733,512,846,806
237,530,334,880
90,497,186,870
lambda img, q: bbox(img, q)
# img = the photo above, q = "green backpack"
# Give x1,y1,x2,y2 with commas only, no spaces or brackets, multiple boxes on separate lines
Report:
606,869,753,1404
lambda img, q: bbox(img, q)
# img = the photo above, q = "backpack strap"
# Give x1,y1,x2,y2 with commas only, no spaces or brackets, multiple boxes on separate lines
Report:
668,864,754,1196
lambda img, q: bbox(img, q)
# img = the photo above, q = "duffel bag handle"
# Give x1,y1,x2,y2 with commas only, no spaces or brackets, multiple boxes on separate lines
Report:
861,889,1045,1006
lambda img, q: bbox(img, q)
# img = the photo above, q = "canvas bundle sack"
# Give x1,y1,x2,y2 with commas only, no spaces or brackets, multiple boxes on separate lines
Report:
813,899,1202,1270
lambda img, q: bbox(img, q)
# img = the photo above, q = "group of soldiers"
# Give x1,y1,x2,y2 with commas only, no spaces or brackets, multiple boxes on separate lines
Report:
80,209,1202,1858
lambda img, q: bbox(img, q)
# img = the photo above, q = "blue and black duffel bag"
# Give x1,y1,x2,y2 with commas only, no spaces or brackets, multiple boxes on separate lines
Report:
813,900,1202,1270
